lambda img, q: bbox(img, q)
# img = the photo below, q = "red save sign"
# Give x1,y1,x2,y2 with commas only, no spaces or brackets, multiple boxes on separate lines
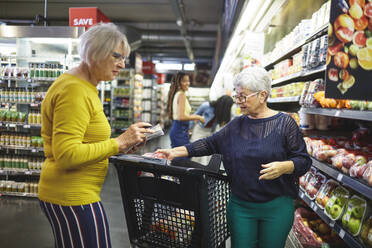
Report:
69,7,111,28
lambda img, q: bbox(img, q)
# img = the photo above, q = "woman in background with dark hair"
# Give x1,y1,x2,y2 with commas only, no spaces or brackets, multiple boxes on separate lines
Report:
167,72,204,150
190,95,234,164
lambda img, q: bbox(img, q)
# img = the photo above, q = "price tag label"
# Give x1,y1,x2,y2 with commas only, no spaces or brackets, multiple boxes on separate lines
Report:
23,125,30,128
0,123,2,127
8,123,16,128
25,171,31,175
330,221,335,227
337,173,343,182
339,229,345,238
31,149,37,153
0,170,3,174
310,202,315,209
313,205,318,212
300,192,304,199
30,103,38,107
335,110,341,117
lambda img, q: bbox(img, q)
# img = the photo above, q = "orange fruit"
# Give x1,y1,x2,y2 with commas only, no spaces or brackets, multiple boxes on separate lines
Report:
357,48,372,70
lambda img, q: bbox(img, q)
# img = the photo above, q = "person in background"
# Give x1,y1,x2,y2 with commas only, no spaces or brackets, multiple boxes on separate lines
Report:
166,72,204,150
38,23,153,248
190,95,234,165
156,66,311,248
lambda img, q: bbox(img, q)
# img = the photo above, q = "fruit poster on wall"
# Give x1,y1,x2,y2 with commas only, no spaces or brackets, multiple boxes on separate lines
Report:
326,0,372,100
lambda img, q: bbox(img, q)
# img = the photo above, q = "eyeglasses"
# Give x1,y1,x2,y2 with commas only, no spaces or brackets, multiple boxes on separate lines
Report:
232,92,259,103
112,52,127,63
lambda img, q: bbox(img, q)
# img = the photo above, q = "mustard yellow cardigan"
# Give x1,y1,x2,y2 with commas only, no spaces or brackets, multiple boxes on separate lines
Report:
38,74,119,206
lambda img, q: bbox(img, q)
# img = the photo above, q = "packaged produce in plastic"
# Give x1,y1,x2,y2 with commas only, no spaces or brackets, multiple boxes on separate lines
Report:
325,185,350,220
305,172,326,200
360,215,372,247
315,179,339,209
300,171,315,191
341,195,367,236
362,161,372,186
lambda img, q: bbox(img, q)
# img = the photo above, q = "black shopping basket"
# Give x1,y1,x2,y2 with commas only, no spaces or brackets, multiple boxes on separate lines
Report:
110,154,230,248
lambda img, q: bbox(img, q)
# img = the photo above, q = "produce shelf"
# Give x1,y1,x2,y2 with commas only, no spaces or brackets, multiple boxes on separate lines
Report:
311,157,372,200
301,107,372,122
0,192,37,198
264,24,328,70
267,96,300,103
299,190,364,248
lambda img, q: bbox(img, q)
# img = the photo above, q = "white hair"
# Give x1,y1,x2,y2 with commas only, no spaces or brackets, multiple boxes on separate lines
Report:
78,23,131,66
233,66,272,96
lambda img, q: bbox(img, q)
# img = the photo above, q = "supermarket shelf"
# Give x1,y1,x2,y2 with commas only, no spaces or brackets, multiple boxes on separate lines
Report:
0,146,44,153
113,105,130,109
0,169,40,176
264,24,328,70
0,122,41,129
301,107,372,121
0,77,55,82
0,102,41,107
0,192,37,198
113,95,130,98
112,116,131,120
299,190,364,248
311,157,372,199
271,65,326,86
267,96,300,103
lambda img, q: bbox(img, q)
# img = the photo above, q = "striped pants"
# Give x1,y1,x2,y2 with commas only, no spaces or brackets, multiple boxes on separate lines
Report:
39,200,111,248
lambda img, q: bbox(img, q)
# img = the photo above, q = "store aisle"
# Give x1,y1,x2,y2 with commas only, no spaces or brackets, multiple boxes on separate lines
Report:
0,133,171,248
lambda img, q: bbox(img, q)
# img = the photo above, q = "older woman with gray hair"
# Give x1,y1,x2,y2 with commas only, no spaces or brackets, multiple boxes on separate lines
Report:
156,66,311,248
38,23,153,248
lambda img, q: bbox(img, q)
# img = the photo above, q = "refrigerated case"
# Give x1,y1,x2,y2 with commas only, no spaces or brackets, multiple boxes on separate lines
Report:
211,0,372,247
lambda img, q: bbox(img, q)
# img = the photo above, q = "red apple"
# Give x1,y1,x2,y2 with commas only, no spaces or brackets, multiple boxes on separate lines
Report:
343,153,356,168
357,163,368,178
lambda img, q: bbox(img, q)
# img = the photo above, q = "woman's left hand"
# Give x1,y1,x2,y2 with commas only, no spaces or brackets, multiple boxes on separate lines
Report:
259,161,294,180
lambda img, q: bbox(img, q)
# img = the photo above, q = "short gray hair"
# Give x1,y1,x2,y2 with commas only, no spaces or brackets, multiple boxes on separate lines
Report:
78,23,131,66
233,66,272,96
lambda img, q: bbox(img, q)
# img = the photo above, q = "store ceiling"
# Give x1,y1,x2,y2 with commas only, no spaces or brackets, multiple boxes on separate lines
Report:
0,0,223,64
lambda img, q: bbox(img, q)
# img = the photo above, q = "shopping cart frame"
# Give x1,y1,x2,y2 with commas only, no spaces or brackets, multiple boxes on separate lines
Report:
110,154,230,248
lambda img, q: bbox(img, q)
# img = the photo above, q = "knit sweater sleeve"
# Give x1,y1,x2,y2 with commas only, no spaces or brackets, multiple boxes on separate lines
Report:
51,83,118,169
185,118,233,157
284,115,311,177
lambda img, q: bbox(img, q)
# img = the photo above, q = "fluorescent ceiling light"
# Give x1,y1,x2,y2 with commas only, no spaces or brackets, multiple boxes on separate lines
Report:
183,63,195,71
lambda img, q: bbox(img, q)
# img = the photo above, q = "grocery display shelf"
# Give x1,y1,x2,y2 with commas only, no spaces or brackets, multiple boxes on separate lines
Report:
271,65,326,86
0,77,55,82
113,95,130,98
112,116,131,120
0,102,41,107
311,157,372,200
267,96,300,103
299,190,364,248
264,24,328,70
0,169,40,176
113,105,130,109
0,146,44,153
0,122,41,129
0,191,37,198
301,107,372,122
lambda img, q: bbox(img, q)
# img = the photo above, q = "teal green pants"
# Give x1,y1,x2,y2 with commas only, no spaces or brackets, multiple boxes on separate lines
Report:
227,194,294,248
